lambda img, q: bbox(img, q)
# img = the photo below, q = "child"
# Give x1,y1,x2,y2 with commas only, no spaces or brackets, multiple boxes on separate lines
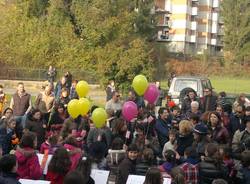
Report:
159,150,176,177
63,136,82,171
15,132,42,179
46,147,71,184
63,170,85,184
116,144,139,184
89,141,108,170
0,154,20,184
162,129,177,157
143,167,163,184
76,157,95,184
40,134,59,154
0,85,7,117
136,148,156,175
0,118,17,155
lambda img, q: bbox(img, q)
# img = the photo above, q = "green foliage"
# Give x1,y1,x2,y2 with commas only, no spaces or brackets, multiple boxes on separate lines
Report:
0,0,155,91
221,0,250,63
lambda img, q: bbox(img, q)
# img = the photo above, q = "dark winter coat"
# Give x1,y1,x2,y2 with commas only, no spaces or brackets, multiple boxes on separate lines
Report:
177,132,194,156
0,172,21,184
116,157,136,184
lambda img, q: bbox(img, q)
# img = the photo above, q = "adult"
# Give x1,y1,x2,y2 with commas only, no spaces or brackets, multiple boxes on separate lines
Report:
54,88,70,108
111,118,131,146
0,85,7,117
176,120,194,156
0,108,13,128
47,65,57,86
216,104,230,130
208,112,230,145
64,71,72,89
127,90,145,109
106,80,115,102
143,167,163,184
69,80,79,100
54,76,67,99
202,88,217,112
229,105,245,137
155,81,164,118
105,91,122,113
155,108,171,149
25,109,46,150
181,90,201,115
10,82,32,129
35,83,55,122
233,93,250,111
184,101,202,120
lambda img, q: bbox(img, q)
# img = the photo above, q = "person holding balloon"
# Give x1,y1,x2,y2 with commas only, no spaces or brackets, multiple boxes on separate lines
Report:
105,91,122,113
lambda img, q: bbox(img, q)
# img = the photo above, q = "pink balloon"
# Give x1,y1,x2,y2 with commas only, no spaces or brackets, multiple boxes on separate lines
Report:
144,84,160,104
122,101,138,122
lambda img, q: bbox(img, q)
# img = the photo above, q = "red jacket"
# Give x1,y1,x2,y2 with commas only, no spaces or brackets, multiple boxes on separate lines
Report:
63,144,82,171
15,147,42,179
46,171,65,184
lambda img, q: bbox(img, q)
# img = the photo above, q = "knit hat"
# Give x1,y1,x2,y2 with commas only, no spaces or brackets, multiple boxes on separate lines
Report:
193,123,208,134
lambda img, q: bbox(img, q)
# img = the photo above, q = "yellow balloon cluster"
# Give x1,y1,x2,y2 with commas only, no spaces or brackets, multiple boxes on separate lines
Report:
67,98,91,118
76,80,89,98
132,74,149,96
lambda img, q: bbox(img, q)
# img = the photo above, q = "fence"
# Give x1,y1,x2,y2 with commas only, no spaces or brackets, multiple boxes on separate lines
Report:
0,67,98,84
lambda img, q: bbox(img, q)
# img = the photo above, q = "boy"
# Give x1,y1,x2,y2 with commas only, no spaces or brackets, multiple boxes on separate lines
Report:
116,144,138,184
162,129,177,157
0,154,21,184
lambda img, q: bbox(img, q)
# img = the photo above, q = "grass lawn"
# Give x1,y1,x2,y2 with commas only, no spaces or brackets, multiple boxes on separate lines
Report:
161,77,250,95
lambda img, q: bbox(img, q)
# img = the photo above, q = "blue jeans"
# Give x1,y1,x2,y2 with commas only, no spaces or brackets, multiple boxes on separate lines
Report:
15,115,27,129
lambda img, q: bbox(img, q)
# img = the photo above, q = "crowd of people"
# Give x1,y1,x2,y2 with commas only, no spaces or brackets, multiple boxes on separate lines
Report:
0,72,249,184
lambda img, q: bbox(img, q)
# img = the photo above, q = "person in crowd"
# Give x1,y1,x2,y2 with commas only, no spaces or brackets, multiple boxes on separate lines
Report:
49,103,68,134
241,150,250,184
63,136,82,171
76,157,95,184
89,141,108,170
63,170,85,184
116,144,139,184
155,81,164,117
40,134,59,154
0,154,20,184
143,167,163,184
170,167,185,184
181,90,201,115
112,118,131,146
167,72,176,88
162,129,177,156
0,118,17,155
136,148,156,175
106,80,115,102
176,120,194,156
233,93,250,111
55,76,67,99
132,124,146,154
155,108,172,149
10,82,32,132
229,105,245,136
189,113,200,126
202,88,217,112
199,143,228,184
208,112,230,145
64,72,72,89
127,90,145,109
0,85,7,117
179,147,199,184
25,109,46,150
105,91,122,113
212,179,228,184
217,91,227,108
46,147,71,184
47,65,57,86
184,101,202,120
232,115,250,157
35,83,55,122
55,88,70,108
170,106,181,130
60,115,89,145
159,149,176,176
216,104,230,129
15,132,42,179
69,80,78,100
193,123,210,157
0,107,14,128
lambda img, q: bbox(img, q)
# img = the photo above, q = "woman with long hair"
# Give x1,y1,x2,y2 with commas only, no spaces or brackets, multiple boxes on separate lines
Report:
143,167,163,184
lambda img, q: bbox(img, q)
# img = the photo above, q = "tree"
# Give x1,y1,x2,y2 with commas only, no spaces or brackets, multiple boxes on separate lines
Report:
221,0,250,63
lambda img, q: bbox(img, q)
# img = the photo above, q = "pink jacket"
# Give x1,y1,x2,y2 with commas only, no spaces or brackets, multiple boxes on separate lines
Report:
63,144,82,171
15,147,42,179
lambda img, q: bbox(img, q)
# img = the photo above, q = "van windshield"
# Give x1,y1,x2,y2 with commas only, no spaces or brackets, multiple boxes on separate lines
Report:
174,79,198,92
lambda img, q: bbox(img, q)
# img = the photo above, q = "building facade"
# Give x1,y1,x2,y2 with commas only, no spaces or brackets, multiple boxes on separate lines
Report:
155,0,224,55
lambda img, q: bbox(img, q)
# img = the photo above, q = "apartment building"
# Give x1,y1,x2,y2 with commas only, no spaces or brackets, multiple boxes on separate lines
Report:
155,0,224,55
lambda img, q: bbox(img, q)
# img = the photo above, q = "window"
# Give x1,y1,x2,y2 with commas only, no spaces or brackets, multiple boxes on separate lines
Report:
174,79,198,92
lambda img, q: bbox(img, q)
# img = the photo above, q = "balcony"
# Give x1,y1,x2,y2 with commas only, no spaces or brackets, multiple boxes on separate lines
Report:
190,35,196,43
155,7,170,14
212,13,218,21
217,40,223,46
191,22,197,30
218,28,224,35
211,23,218,33
213,0,219,8
211,38,217,45
191,7,198,16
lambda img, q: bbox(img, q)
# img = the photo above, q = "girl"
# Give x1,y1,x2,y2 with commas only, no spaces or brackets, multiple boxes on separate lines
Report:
46,147,71,184
76,157,95,184
25,109,46,150
15,132,42,179
159,150,176,177
143,167,163,184
63,136,82,171
0,118,17,155
40,134,60,154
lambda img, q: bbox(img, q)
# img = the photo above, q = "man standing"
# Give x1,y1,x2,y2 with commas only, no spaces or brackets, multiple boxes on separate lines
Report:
106,80,115,102
54,76,67,99
10,82,32,129
202,88,217,112
105,91,122,113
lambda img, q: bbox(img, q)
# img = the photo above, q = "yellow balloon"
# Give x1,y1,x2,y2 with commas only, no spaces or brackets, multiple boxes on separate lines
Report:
76,80,89,98
132,74,148,96
67,99,80,118
78,98,91,116
92,108,107,128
